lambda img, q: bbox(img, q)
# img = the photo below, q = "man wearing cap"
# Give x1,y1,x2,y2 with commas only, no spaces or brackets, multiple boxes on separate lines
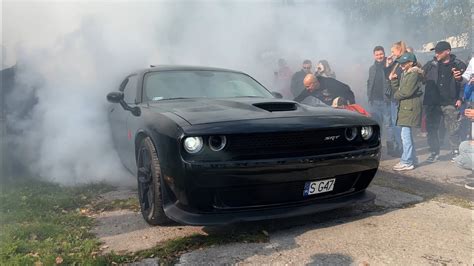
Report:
422,41,467,162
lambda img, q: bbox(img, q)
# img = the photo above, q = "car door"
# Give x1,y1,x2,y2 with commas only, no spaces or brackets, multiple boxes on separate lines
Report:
108,74,138,173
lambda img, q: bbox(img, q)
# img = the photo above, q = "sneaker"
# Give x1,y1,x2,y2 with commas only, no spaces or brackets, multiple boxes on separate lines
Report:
465,182,474,190
450,150,460,163
392,162,403,169
426,153,439,163
393,163,415,171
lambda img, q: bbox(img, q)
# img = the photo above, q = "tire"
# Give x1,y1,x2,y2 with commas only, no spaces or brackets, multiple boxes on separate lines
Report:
136,137,170,225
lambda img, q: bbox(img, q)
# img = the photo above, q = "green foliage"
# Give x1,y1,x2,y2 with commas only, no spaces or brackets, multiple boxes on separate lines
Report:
332,0,471,41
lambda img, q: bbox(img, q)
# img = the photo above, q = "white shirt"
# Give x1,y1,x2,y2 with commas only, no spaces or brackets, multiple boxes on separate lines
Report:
462,58,473,82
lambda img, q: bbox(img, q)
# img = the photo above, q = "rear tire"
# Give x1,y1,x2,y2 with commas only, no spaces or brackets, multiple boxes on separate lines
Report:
136,137,170,225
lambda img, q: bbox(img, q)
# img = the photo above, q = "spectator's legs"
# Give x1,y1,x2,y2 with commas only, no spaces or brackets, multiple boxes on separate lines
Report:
426,105,442,155
390,101,402,150
421,109,427,133
441,105,461,152
400,126,416,166
383,101,391,137
454,141,474,170
369,100,386,138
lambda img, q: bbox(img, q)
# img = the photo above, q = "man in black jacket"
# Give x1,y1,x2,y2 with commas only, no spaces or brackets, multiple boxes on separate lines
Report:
290,60,312,98
294,74,355,106
423,41,466,162
367,46,396,153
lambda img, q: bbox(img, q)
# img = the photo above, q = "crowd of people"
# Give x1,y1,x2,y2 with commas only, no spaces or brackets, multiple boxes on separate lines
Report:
272,40,473,174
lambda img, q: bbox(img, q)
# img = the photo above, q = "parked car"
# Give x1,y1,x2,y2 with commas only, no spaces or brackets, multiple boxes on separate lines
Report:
106,65,380,226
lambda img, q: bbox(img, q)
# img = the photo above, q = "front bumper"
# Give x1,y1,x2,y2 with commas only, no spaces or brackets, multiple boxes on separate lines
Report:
162,147,380,225
164,190,375,226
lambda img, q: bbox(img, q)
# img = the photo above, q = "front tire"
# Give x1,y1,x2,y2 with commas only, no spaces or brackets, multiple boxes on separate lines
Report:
136,137,170,225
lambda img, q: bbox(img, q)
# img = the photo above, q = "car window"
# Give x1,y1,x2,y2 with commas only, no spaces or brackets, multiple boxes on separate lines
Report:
123,75,138,104
143,70,273,101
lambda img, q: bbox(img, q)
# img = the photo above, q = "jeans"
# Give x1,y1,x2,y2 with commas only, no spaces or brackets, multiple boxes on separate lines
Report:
401,126,417,165
390,101,402,149
454,141,473,170
369,100,390,139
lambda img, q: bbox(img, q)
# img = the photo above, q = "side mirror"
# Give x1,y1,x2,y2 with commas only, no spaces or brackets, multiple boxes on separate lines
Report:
271,91,283,99
107,92,124,103
107,91,141,116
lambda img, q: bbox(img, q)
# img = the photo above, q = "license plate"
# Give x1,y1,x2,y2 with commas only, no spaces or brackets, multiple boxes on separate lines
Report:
303,178,336,196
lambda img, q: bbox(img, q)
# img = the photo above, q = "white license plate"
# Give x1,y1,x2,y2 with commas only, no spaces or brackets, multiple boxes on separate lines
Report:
303,178,336,196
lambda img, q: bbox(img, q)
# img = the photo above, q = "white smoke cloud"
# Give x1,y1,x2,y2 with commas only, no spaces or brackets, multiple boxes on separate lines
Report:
2,0,403,185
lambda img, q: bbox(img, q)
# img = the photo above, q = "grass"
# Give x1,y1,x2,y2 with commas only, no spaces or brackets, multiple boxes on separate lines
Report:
102,231,268,264
432,195,474,209
0,178,113,265
0,178,268,265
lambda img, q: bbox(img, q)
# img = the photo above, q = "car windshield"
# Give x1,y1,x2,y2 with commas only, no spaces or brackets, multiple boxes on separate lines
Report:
144,70,273,101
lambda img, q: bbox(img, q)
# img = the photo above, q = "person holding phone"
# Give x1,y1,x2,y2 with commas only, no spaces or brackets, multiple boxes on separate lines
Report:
422,41,467,163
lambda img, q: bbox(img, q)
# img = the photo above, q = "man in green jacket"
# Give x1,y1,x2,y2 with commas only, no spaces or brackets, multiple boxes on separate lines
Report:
389,52,423,171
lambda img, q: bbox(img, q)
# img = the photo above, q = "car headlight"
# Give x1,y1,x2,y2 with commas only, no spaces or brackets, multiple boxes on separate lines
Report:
345,127,358,141
183,137,203,153
208,136,227,151
361,126,373,140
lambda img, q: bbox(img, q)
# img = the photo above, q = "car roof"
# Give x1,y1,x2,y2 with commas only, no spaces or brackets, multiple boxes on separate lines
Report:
138,65,246,75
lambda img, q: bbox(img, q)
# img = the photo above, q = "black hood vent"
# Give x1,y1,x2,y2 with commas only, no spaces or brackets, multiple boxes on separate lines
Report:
253,102,297,112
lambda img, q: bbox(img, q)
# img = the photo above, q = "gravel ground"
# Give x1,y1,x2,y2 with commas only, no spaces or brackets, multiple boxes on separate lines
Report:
178,187,472,265
93,140,473,264
91,187,205,254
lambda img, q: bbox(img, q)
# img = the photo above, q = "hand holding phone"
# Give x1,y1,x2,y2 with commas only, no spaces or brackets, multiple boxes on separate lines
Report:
452,68,463,80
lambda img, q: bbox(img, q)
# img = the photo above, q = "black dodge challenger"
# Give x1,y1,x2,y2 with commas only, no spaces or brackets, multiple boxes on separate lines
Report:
107,65,380,226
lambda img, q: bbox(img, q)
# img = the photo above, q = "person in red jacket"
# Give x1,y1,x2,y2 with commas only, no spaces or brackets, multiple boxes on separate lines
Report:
332,97,371,117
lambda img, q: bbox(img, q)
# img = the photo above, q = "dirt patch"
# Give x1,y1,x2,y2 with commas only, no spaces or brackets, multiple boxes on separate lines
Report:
91,187,205,254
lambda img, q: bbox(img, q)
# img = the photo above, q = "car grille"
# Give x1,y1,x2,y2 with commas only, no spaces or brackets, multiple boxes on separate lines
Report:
182,126,380,162
212,169,376,210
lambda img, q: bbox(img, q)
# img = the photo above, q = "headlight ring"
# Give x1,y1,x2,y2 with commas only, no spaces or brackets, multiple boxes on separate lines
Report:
345,127,358,141
208,136,227,152
361,126,374,140
183,136,203,153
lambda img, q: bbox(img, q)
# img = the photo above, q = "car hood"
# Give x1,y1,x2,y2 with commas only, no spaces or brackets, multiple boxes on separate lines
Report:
148,97,369,126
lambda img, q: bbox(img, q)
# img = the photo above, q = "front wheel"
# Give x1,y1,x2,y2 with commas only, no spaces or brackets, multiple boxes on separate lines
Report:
136,137,170,225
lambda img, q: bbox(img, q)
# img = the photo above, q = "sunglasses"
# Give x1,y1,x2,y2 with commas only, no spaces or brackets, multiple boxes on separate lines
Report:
303,66,312,69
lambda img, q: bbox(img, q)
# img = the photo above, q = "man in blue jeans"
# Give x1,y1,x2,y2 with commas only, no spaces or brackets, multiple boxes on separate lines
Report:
367,46,393,153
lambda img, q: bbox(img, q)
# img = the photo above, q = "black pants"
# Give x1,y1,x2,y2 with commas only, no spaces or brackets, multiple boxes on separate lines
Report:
425,105,460,154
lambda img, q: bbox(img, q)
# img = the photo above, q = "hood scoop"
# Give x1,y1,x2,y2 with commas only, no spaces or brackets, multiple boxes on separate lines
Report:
253,102,297,112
